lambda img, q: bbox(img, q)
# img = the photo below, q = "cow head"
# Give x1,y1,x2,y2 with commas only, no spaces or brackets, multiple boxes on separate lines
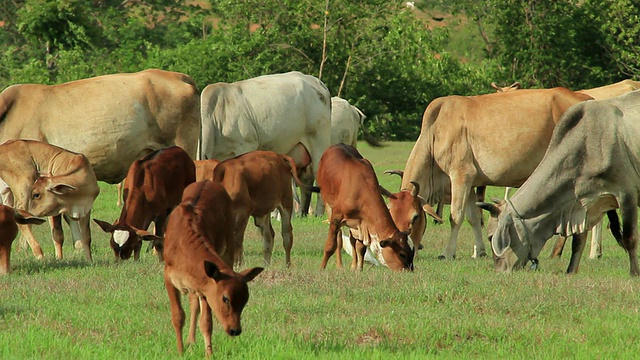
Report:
384,171,442,251
202,261,264,336
93,219,160,260
491,81,521,93
29,177,99,219
477,198,531,272
379,231,415,272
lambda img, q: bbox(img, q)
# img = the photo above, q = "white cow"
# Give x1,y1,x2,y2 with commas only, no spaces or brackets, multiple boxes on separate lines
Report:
200,71,331,216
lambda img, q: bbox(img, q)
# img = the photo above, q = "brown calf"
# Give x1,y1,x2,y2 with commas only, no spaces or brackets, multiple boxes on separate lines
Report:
0,205,45,274
212,151,310,267
317,144,415,272
94,146,195,260
157,180,263,356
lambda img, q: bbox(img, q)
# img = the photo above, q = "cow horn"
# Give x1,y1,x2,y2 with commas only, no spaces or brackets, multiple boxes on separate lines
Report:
410,181,420,197
490,82,500,90
510,82,522,90
384,169,404,178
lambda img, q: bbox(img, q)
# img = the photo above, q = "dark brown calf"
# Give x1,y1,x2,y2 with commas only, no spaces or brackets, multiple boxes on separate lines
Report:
212,151,309,267
94,146,195,260
0,205,45,274
317,144,415,272
156,180,263,356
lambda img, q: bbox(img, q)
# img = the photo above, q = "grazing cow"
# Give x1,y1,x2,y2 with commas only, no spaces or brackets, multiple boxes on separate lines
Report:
0,69,200,185
199,71,331,216
577,79,640,100
0,140,100,260
401,88,592,260
157,180,263,356
317,144,415,272
0,205,46,274
94,146,195,261
212,151,309,267
486,90,640,276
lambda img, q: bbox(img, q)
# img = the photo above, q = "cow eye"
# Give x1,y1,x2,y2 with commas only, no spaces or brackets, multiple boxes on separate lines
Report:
32,193,41,200
222,295,230,305
398,252,407,259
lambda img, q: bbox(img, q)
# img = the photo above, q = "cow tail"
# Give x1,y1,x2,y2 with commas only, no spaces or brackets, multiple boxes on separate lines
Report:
283,155,320,193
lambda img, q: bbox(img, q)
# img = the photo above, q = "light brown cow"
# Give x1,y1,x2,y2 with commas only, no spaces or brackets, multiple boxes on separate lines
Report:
94,146,195,261
0,205,46,274
212,151,309,267
0,69,200,184
0,139,100,260
317,144,415,272
194,159,220,182
157,180,263,356
577,79,640,100
401,88,592,260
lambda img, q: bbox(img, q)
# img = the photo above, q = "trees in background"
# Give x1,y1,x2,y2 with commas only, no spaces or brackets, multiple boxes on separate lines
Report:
0,0,638,140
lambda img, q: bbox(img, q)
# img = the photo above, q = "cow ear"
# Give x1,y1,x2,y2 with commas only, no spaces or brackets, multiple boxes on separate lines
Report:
204,261,222,281
476,202,501,217
240,267,264,282
13,209,46,225
134,228,162,242
491,217,513,257
93,218,115,233
379,239,392,248
47,183,77,195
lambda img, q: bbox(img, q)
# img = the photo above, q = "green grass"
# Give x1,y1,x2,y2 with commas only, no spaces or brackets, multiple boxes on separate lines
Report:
1,141,639,359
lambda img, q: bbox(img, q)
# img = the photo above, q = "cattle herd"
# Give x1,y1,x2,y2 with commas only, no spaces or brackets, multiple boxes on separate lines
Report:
0,68,639,356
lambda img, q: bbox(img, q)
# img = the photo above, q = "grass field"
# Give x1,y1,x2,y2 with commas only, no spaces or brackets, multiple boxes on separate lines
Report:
1,141,639,359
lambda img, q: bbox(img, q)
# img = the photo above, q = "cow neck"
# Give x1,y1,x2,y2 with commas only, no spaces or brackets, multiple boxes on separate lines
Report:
363,195,399,241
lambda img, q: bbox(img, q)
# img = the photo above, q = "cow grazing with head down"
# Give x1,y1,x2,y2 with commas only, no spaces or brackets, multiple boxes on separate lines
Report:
0,140,100,260
212,151,309,267
0,205,46,274
401,88,592,260
156,180,263,356
199,71,331,216
94,146,195,261
317,144,415,272
485,90,640,276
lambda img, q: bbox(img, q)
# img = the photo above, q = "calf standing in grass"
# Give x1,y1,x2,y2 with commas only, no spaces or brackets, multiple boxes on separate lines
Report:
212,150,311,267
0,205,45,274
158,180,263,356
317,144,415,271
94,146,195,261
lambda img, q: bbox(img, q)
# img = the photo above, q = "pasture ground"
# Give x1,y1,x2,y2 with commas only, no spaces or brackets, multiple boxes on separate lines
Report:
1,142,639,359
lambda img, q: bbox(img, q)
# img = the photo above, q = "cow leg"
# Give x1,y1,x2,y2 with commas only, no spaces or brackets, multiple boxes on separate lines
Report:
550,236,567,258
464,191,486,258
254,215,275,266
565,232,587,274
277,205,294,267
335,227,344,269
314,194,326,217
187,293,200,345
68,213,92,261
116,181,124,207
151,215,168,261
233,216,251,267
354,239,366,271
346,232,358,270
199,297,214,357
619,197,639,276
50,215,64,259
17,224,44,259
165,275,185,354
588,220,603,259
321,218,342,269
440,174,474,260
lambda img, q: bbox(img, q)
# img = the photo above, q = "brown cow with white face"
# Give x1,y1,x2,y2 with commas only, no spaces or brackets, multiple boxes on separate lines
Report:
212,151,309,267
0,140,100,260
317,144,415,272
94,146,195,261
0,205,46,274
157,180,263,356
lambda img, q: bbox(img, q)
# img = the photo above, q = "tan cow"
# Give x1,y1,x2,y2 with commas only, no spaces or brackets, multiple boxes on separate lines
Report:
401,88,592,260
0,205,45,274
94,146,195,261
212,151,310,267
577,79,640,100
157,180,263,356
0,140,100,260
199,71,331,216
317,144,415,272
0,69,200,184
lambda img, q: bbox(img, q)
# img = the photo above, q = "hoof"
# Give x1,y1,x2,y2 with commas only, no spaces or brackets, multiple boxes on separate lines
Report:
437,254,455,260
472,252,488,259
